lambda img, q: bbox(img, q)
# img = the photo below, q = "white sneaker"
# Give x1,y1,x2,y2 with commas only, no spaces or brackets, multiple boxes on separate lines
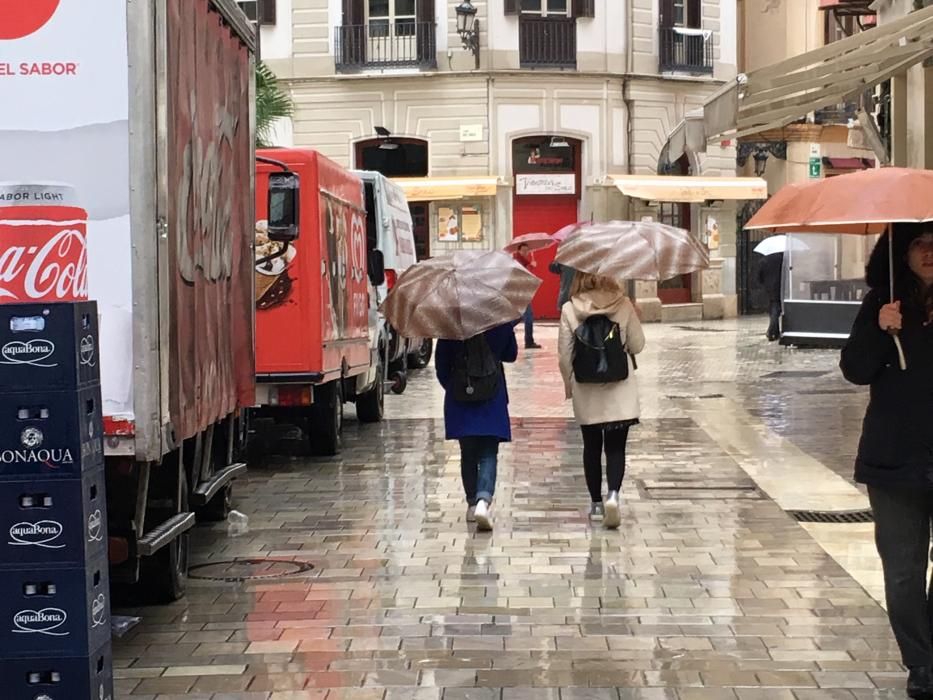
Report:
474,500,493,531
589,502,605,520
604,491,621,529
466,505,476,523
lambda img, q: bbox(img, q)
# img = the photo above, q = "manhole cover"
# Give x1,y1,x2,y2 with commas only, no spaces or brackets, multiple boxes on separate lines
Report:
188,558,314,582
761,370,828,379
789,509,873,524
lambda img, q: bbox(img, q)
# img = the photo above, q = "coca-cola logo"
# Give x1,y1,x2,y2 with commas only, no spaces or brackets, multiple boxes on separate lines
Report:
0,448,74,466
0,0,60,41
0,228,87,302
8,520,64,549
79,335,96,367
87,509,103,543
12,608,68,636
0,339,57,367
90,593,106,628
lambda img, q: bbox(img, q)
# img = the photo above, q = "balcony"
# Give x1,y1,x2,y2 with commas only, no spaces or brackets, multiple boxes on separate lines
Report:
659,26,714,75
335,22,437,73
519,17,577,70
814,101,859,125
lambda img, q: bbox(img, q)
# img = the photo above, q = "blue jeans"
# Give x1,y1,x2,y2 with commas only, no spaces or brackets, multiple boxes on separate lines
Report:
459,437,499,505
522,305,535,346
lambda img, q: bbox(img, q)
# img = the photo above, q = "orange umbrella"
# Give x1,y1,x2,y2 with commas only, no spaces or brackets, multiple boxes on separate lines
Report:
745,167,933,369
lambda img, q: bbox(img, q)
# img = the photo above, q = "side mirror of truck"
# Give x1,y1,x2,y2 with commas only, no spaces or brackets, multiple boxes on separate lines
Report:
369,249,386,287
267,172,300,242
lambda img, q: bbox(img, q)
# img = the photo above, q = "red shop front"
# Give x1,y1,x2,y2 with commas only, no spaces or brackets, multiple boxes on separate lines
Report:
511,136,582,320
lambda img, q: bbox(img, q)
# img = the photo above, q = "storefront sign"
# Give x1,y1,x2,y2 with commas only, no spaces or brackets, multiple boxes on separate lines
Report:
516,173,576,196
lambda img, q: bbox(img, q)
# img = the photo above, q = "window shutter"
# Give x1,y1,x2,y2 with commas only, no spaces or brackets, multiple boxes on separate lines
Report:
417,0,435,24
343,0,365,25
687,0,701,28
572,0,595,18
504,0,520,15
259,0,277,25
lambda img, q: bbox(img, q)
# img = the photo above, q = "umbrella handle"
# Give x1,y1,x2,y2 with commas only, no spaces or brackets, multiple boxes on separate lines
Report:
893,333,907,371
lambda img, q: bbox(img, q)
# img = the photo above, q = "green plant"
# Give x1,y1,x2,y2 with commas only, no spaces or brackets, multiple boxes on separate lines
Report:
255,61,293,148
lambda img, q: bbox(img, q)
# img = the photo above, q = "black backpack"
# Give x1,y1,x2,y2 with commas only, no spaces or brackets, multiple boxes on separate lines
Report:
451,335,502,403
572,315,630,384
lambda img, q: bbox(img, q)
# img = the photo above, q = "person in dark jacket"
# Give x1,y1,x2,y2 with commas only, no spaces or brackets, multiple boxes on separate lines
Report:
840,223,933,700
758,252,784,341
549,261,576,314
435,323,518,531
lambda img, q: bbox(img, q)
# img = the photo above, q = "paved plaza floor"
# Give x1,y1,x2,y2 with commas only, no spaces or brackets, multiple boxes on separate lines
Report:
114,317,906,699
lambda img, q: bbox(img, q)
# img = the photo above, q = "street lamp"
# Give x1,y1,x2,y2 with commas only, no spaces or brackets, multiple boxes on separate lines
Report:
455,1,480,70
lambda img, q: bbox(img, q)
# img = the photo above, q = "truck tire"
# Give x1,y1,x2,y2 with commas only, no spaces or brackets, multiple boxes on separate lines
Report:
356,362,385,424
407,339,433,369
140,478,189,604
309,381,343,456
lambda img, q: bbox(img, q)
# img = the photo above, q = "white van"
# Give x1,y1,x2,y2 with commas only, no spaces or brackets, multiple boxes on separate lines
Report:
354,170,433,388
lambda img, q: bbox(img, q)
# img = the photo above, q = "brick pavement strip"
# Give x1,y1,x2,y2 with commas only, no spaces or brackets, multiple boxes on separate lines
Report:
113,321,902,699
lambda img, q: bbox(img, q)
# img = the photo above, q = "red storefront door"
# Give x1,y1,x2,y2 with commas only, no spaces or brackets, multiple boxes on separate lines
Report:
512,195,579,320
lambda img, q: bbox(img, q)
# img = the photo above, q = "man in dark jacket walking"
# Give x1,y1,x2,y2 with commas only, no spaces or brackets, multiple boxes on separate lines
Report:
758,252,784,341
841,225,933,699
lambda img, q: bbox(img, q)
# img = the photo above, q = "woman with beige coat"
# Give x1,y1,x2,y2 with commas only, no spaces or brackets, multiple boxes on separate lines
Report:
558,273,645,529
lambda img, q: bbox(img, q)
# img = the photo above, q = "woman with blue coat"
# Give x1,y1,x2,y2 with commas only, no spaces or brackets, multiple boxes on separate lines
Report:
435,322,518,531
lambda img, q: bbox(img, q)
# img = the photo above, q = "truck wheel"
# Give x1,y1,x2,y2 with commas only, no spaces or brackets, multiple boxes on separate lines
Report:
140,478,189,603
407,339,433,369
309,381,343,456
356,362,385,424
390,370,407,395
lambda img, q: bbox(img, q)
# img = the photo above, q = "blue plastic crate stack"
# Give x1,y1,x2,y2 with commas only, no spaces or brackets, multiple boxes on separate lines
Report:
0,302,114,700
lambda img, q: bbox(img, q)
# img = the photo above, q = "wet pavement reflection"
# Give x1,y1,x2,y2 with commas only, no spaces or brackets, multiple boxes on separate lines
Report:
115,319,906,699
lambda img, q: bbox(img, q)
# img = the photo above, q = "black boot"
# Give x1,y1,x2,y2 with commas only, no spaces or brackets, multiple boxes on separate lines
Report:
907,666,933,699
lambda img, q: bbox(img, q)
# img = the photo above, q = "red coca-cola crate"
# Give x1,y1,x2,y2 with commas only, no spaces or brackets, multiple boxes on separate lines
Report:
0,385,104,481
1,642,114,700
0,552,111,659
0,466,107,567
0,301,100,392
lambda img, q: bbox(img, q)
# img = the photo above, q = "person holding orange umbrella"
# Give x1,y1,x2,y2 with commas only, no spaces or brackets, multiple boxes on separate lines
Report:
841,223,933,698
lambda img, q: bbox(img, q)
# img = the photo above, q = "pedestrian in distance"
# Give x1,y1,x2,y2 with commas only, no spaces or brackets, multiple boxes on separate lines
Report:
513,243,542,349
435,322,519,532
558,272,645,529
549,260,576,315
759,251,784,341
840,223,933,700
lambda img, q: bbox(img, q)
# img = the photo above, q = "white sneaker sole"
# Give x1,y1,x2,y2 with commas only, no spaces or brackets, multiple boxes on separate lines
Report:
604,500,621,529
475,511,493,532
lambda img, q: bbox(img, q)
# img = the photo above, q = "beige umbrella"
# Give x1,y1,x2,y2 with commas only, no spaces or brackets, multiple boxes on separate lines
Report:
555,220,709,282
381,250,541,341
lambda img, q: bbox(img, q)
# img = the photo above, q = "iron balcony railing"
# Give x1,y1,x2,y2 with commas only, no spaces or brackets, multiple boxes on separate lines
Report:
659,26,714,75
335,22,437,72
519,16,577,69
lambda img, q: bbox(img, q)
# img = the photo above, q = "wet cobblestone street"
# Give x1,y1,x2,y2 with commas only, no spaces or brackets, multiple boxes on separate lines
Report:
114,318,904,700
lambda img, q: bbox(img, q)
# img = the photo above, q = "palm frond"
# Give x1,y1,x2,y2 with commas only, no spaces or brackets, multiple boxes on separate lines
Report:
255,61,293,148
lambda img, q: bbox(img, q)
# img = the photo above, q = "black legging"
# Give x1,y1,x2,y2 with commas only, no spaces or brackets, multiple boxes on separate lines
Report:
581,423,630,502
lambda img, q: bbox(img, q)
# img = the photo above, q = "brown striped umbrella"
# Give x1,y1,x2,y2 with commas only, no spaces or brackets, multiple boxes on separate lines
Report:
554,220,709,282
380,250,541,340
503,232,557,253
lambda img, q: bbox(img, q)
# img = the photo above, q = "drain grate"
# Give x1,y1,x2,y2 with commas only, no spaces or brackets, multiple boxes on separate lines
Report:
665,393,725,400
761,370,829,379
672,326,732,333
797,389,857,396
789,509,873,524
188,558,314,582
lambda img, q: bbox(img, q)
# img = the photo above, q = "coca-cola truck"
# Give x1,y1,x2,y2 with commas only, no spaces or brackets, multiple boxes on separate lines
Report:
0,0,258,601
252,149,385,455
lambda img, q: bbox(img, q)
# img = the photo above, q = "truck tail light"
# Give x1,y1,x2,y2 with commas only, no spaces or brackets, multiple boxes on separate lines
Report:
385,269,398,290
277,386,312,406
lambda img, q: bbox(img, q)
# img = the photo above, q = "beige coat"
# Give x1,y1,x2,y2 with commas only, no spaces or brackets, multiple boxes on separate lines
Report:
558,290,645,426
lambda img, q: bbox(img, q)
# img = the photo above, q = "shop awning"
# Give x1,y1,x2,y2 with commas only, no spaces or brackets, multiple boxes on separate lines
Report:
608,174,768,203
664,109,707,163
392,176,500,202
704,3,933,139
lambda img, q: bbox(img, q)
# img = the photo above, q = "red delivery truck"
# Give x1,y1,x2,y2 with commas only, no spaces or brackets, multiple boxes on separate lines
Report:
0,0,257,602
252,149,384,455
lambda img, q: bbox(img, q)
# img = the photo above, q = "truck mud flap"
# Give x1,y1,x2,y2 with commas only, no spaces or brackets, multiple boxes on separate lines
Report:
137,512,196,557
191,462,247,506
